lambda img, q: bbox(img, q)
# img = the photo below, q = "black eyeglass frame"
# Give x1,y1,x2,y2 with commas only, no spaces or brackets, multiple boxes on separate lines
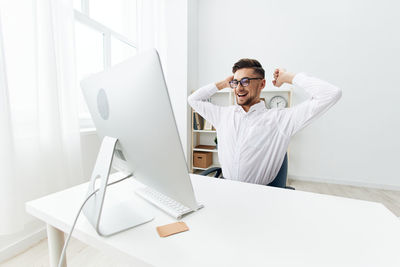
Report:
229,77,263,89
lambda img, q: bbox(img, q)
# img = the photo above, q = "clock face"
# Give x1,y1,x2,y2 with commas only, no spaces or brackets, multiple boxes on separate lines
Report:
269,96,287,109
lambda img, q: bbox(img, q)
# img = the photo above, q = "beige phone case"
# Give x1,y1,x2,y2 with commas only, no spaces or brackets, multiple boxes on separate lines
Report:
156,222,189,237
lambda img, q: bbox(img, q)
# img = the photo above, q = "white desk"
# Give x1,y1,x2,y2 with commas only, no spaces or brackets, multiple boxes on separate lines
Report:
26,173,400,267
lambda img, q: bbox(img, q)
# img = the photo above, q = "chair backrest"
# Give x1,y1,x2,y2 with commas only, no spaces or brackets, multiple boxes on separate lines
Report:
200,153,294,189
267,153,288,188
199,166,222,178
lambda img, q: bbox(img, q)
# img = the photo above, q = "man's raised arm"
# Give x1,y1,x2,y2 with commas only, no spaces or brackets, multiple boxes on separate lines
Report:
188,75,233,128
272,68,342,136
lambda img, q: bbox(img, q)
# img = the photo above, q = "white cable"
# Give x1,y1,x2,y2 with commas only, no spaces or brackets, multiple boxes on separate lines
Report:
57,174,132,267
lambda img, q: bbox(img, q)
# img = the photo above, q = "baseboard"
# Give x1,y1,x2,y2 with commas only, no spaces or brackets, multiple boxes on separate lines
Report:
0,227,47,263
288,174,400,191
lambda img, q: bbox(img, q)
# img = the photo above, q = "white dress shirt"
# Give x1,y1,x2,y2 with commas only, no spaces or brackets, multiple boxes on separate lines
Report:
188,73,342,185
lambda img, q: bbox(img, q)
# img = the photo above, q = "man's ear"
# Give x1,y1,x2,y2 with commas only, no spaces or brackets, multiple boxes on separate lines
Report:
260,79,266,90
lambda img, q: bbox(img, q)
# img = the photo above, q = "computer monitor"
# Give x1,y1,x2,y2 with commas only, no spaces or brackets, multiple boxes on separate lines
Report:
81,49,202,235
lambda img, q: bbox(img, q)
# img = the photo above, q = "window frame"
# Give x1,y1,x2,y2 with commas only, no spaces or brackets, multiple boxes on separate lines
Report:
74,0,138,129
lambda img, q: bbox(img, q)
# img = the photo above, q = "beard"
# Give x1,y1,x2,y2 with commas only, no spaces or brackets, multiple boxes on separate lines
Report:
237,94,256,107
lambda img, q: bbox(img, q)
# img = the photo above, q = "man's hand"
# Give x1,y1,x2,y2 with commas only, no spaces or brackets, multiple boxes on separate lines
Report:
272,68,295,87
215,75,234,90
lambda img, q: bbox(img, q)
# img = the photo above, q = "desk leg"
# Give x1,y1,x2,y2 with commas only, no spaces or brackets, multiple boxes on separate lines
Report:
47,224,67,267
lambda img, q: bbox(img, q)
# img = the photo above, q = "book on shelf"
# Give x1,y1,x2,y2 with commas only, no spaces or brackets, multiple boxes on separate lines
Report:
199,114,205,129
203,119,213,131
194,112,204,130
193,113,198,130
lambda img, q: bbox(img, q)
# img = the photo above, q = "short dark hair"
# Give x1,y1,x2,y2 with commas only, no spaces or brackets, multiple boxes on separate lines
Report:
232,58,265,78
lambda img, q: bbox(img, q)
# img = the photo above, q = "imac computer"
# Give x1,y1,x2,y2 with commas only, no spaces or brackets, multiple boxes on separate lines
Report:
80,49,203,236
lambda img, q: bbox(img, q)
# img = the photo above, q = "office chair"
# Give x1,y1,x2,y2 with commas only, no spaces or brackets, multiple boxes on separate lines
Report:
199,153,295,190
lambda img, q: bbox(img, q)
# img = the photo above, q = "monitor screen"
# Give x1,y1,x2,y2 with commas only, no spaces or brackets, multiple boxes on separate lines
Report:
81,49,200,211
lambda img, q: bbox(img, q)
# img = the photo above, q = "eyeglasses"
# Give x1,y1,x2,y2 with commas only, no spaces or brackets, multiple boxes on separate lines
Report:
229,77,263,89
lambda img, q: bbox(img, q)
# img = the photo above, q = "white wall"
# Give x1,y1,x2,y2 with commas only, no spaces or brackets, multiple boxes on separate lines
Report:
187,0,199,164
160,0,190,160
197,0,400,189
139,0,193,163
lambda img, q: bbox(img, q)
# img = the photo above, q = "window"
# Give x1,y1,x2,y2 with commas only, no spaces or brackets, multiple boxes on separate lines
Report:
74,0,138,128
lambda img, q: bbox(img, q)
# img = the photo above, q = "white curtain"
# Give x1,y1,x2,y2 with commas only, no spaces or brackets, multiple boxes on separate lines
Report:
0,0,83,234
139,0,168,73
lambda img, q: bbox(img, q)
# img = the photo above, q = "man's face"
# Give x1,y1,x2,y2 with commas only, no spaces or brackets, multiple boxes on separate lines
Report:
233,68,265,110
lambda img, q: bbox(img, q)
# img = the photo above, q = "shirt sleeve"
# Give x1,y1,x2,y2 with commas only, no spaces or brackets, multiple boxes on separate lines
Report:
276,73,342,136
188,83,222,128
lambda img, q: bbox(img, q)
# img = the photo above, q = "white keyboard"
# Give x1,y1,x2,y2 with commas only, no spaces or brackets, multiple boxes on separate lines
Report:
135,187,195,219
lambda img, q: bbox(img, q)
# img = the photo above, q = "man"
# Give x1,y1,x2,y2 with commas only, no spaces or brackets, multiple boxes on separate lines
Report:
188,59,342,186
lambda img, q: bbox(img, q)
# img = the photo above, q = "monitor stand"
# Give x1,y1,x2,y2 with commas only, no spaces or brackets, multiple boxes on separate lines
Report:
83,136,154,237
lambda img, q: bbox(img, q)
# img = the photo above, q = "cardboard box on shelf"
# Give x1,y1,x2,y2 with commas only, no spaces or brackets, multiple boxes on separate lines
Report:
193,151,213,169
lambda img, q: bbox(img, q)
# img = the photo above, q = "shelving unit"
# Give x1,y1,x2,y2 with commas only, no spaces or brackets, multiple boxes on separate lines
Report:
191,164,220,171
193,130,217,133
190,87,292,173
193,148,218,153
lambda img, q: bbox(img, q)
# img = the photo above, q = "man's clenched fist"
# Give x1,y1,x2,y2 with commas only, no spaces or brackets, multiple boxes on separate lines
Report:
272,68,295,87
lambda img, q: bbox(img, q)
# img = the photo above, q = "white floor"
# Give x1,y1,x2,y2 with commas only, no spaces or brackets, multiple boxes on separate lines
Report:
1,179,399,267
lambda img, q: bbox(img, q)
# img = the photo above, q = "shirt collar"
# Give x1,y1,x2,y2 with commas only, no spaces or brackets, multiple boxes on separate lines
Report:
234,100,267,114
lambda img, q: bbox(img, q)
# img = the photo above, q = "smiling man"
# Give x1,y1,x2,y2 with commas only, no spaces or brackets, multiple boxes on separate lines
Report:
188,59,342,186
